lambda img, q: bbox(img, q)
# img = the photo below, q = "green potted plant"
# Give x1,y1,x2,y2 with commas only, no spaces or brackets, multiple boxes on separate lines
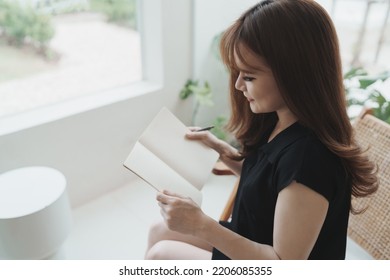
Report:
344,67,390,123
179,79,213,125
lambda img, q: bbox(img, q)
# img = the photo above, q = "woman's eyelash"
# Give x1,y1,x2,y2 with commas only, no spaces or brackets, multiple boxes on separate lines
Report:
243,76,255,81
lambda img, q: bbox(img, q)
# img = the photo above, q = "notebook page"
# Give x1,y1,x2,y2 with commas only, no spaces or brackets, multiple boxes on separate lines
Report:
138,107,219,190
124,142,203,206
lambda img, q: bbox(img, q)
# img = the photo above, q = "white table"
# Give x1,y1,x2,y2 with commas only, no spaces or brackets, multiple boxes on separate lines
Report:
0,166,72,259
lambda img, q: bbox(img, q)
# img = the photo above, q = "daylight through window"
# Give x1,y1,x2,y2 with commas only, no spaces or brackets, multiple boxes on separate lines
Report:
0,0,142,118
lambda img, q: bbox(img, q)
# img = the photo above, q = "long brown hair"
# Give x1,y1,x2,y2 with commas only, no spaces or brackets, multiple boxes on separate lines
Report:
220,0,378,212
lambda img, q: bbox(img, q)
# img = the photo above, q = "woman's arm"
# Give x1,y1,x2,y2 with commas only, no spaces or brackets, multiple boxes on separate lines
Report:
158,181,328,259
186,128,243,176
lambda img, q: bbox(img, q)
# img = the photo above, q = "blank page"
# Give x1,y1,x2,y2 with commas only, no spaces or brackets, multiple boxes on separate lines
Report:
124,142,203,206
138,107,219,190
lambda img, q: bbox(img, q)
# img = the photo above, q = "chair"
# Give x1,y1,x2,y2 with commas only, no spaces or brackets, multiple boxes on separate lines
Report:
347,111,390,259
212,161,239,221
215,111,390,259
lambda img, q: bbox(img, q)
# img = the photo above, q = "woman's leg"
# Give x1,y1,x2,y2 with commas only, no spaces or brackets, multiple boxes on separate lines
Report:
146,240,212,260
145,220,213,260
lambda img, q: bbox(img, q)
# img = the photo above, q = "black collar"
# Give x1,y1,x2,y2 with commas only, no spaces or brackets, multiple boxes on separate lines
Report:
259,122,311,163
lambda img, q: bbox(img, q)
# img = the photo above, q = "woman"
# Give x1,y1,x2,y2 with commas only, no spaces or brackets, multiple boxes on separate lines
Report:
144,0,378,260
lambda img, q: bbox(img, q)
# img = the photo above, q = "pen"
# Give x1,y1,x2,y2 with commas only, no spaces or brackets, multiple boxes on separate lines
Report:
195,126,214,132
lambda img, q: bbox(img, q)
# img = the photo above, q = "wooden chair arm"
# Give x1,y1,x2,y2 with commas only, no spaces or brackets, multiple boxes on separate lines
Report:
212,161,239,222
212,161,235,175
219,178,240,222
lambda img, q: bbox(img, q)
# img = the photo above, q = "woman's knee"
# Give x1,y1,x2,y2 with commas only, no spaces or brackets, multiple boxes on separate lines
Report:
147,220,169,245
145,241,170,260
145,240,212,260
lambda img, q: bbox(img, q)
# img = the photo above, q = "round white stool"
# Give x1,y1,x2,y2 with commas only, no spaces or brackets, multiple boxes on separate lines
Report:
0,166,72,259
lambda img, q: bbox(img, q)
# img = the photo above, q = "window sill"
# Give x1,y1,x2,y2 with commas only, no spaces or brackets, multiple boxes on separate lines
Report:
0,80,162,136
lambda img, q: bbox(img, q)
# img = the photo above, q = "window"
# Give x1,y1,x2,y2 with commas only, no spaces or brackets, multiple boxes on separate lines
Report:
0,0,142,118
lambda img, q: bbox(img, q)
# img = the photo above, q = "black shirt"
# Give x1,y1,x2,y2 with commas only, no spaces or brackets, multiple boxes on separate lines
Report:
212,122,351,260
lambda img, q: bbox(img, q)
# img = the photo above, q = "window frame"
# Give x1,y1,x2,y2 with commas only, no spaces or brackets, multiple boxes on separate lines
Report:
0,0,165,135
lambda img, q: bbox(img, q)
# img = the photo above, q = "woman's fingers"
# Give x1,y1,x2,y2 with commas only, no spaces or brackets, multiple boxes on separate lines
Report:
156,192,168,204
156,190,204,235
161,189,185,198
157,190,196,211
187,126,202,132
157,190,177,203
185,130,208,139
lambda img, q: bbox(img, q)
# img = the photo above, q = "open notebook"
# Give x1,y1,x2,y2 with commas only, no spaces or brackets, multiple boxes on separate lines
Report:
123,107,219,206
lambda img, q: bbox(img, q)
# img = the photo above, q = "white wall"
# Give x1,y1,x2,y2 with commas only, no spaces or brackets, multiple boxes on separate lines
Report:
0,0,193,208
192,0,259,126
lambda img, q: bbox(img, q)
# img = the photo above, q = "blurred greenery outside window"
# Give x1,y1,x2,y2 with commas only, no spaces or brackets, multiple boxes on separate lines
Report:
0,0,137,57
0,0,140,117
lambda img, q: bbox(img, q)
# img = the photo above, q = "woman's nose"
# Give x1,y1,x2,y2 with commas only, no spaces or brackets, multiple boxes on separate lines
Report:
235,74,246,92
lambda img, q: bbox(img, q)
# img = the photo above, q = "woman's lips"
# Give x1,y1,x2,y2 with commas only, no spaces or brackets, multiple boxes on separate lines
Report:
244,94,254,102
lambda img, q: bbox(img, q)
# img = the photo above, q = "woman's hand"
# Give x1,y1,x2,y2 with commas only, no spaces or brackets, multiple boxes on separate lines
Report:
186,127,243,176
157,190,208,236
186,127,240,159
186,127,225,154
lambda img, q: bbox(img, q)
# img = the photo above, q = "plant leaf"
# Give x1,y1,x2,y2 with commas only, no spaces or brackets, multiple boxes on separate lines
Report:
343,67,367,79
359,78,378,89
